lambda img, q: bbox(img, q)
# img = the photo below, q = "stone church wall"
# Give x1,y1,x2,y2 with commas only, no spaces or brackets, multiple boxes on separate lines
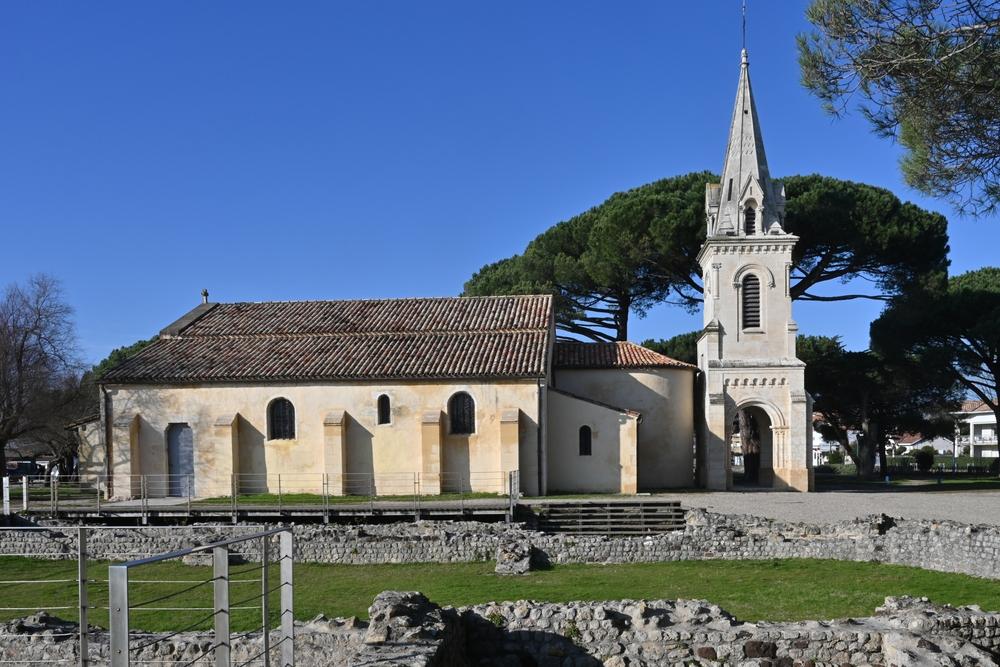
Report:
553,367,695,490
102,379,542,498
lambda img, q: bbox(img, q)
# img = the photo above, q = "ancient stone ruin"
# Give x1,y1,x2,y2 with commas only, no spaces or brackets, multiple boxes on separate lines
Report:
2,594,999,666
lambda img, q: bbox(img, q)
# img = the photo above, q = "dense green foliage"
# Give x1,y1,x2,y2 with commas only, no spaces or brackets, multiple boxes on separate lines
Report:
872,267,1000,447
799,0,1000,214
642,331,698,365
798,334,961,477
89,338,154,382
5,557,1000,629
465,173,948,341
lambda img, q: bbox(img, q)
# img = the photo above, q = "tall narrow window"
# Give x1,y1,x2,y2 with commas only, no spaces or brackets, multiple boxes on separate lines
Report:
448,392,475,435
727,178,733,201
377,394,391,425
579,426,592,456
742,274,761,329
744,206,756,235
268,398,295,440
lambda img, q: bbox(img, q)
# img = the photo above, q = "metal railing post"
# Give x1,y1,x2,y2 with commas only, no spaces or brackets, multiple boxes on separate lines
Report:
22,476,28,512
95,476,101,514
369,474,374,513
231,474,238,525
52,476,59,517
413,473,419,522
214,545,231,667
187,474,193,515
279,531,294,667
277,474,282,514
109,565,130,667
78,526,89,667
261,534,271,667
140,476,148,525
322,474,329,524
2,477,9,516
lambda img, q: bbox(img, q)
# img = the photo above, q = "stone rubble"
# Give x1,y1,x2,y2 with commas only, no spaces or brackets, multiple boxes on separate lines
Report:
2,596,998,666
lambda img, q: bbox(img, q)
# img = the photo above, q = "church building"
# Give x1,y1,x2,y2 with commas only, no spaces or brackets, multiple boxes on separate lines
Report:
91,47,812,498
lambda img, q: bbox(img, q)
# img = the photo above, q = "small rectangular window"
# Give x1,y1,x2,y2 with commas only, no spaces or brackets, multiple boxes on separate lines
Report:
579,426,592,456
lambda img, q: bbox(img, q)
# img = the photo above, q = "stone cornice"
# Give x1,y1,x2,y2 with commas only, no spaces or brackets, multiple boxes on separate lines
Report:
696,234,799,264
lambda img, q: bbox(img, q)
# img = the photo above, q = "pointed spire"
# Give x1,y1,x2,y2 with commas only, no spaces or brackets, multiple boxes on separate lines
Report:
705,49,785,237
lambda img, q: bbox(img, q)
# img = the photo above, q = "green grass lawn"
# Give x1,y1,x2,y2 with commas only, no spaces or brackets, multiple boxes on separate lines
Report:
2,557,1000,632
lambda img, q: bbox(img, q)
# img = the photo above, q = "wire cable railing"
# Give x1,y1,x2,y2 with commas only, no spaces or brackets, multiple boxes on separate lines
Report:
0,525,292,667
3,471,521,523
108,527,294,667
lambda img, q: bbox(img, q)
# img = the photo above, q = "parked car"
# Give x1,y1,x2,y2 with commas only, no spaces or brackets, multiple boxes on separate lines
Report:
6,461,44,483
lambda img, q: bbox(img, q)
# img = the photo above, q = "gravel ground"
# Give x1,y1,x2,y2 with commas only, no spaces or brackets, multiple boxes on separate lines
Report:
650,489,1000,526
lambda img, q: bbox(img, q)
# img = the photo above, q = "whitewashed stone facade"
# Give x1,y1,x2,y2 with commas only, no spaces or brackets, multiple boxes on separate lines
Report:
697,49,813,491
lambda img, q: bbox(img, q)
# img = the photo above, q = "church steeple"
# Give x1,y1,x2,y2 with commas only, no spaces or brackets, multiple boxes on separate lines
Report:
705,49,785,237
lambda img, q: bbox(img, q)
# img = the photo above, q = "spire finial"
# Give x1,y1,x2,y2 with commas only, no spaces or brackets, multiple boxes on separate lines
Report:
742,0,747,53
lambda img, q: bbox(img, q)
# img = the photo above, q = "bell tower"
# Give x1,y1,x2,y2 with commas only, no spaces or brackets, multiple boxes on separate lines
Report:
696,48,813,492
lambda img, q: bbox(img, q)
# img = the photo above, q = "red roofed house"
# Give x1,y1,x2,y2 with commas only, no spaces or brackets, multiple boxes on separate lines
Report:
90,294,696,499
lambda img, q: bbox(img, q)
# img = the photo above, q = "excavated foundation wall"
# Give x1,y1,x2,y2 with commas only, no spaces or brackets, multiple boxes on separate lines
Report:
3,510,1000,581
2,595,999,666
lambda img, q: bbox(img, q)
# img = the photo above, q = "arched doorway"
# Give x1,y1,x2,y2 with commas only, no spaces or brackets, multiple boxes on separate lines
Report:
734,406,774,487
166,423,194,497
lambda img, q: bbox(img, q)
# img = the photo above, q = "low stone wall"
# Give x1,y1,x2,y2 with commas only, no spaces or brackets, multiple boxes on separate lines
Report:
4,510,1000,581
3,596,999,666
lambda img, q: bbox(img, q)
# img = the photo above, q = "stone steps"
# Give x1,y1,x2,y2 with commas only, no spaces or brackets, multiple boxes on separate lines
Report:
529,501,686,535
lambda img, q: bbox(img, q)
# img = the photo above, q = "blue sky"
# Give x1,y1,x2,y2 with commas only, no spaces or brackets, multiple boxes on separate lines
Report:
2,1,998,364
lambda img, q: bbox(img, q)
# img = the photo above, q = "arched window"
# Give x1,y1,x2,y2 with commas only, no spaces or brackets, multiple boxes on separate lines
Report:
579,426,592,456
744,206,756,235
377,394,391,425
448,392,475,435
742,274,761,329
268,398,295,440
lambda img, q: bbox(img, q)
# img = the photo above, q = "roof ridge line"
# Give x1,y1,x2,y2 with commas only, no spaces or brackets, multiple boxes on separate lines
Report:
213,294,554,306
170,328,549,340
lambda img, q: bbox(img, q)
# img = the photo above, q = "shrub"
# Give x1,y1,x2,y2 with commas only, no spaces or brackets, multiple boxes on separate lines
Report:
913,448,935,472
826,450,844,464
814,464,836,474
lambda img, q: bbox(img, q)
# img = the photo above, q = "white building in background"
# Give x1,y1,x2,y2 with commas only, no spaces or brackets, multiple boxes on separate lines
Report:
954,400,998,458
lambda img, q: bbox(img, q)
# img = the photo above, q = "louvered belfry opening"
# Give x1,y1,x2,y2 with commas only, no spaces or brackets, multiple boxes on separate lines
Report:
742,274,761,329
744,206,756,235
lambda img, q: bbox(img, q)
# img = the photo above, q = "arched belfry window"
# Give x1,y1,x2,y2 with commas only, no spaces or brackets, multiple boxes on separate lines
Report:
744,206,756,235
448,392,475,435
579,426,592,456
377,394,391,425
742,274,762,329
268,398,295,440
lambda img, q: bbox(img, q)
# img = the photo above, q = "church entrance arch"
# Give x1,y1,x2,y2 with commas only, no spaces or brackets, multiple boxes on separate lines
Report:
734,399,783,487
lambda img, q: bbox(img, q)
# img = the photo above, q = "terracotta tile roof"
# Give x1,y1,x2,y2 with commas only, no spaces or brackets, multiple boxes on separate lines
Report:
553,341,696,371
101,295,553,384
895,433,923,445
958,399,993,413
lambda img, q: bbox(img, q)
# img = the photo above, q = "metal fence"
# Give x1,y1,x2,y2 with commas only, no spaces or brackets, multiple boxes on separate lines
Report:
2,471,520,521
109,528,293,667
0,526,293,667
